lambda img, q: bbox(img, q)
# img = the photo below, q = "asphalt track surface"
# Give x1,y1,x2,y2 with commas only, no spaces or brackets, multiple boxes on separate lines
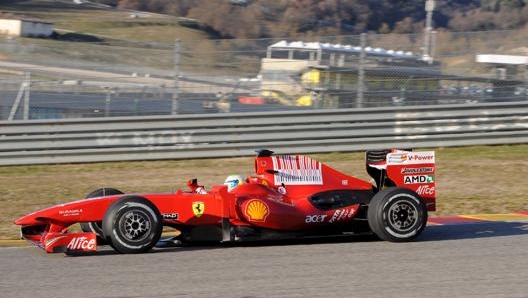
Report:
2,220,528,298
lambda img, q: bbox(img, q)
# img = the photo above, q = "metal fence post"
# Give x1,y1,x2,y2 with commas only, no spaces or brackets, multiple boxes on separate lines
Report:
357,33,366,109
105,89,111,117
172,39,181,115
423,0,436,62
8,72,30,121
23,72,30,120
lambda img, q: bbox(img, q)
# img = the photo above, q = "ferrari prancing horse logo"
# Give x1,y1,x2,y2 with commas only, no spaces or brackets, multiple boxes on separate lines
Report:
192,201,205,217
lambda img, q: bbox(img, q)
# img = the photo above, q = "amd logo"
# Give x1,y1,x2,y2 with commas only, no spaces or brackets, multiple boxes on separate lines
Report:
404,175,434,184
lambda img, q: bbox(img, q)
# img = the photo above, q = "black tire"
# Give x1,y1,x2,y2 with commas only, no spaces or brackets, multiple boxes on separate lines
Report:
367,187,427,242
102,196,162,254
80,188,123,245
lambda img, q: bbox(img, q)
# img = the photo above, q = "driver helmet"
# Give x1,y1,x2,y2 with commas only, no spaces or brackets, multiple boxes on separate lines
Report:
224,174,244,192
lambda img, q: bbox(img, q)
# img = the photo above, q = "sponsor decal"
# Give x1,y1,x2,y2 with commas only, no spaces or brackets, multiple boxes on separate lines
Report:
404,175,434,184
416,185,435,196
401,167,434,174
67,236,96,251
329,208,356,223
245,199,270,222
305,214,328,223
162,213,179,220
388,153,408,163
59,209,83,217
341,180,349,186
388,151,435,165
45,236,67,248
408,153,434,162
192,201,205,217
272,155,323,185
277,186,287,195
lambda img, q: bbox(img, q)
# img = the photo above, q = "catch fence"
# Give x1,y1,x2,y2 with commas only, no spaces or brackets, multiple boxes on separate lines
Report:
1,30,528,120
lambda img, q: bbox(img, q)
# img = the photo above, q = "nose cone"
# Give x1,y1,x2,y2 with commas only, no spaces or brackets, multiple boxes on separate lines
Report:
14,203,66,226
14,211,45,226
14,216,25,225
14,196,114,227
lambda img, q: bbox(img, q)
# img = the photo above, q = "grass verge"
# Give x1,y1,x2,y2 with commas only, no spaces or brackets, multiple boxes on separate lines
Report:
1,145,527,240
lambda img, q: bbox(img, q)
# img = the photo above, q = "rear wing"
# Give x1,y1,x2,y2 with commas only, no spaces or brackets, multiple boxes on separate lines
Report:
386,151,436,211
366,150,436,211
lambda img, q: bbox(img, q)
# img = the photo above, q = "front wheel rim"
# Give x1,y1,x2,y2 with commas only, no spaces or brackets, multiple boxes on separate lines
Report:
119,210,151,242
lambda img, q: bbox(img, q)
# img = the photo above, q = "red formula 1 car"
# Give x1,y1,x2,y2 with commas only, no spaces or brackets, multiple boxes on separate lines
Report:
15,149,436,254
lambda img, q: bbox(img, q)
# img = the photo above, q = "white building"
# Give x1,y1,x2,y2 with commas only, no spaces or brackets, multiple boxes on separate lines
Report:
476,54,528,80
0,13,54,37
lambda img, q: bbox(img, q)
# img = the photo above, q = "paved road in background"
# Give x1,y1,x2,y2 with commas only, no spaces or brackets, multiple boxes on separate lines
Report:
2,221,528,298
0,91,308,118
0,61,250,92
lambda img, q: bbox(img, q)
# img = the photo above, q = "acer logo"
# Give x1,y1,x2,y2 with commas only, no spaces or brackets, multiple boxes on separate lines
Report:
305,214,327,223
67,236,96,251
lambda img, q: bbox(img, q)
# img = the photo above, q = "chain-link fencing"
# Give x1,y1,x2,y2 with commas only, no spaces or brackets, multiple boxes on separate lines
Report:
1,29,528,120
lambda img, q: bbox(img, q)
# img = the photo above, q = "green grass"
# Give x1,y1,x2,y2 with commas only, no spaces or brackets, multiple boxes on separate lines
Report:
1,145,527,240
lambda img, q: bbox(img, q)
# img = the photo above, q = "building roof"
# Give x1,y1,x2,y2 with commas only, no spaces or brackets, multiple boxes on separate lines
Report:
268,40,419,60
0,12,53,25
476,54,528,65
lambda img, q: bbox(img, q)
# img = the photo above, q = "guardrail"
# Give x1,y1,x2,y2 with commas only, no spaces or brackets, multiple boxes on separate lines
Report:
1,101,527,165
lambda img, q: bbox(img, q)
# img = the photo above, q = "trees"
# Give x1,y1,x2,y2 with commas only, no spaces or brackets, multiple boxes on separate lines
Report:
109,0,528,38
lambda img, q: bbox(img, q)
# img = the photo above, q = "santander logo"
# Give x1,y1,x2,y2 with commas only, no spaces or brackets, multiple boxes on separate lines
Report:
67,236,96,251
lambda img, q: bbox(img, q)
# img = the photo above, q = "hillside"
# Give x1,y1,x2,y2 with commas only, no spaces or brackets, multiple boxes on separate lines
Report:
91,0,528,38
0,0,208,43
0,0,216,77
2,0,528,40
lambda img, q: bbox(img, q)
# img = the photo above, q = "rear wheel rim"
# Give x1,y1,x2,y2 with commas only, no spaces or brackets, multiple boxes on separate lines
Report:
387,200,417,232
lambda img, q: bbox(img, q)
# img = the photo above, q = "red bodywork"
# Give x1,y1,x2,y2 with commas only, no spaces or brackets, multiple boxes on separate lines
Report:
15,150,436,253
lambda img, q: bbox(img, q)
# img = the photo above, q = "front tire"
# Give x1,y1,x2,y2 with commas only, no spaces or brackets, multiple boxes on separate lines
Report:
367,187,427,242
102,196,162,254
80,188,124,245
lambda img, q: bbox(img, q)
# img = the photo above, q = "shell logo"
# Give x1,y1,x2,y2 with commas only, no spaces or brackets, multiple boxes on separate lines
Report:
245,199,270,222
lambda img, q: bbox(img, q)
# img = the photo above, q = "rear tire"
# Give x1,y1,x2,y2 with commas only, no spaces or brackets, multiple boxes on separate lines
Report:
367,187,427,242
102,196,162,254
80,188,123,245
